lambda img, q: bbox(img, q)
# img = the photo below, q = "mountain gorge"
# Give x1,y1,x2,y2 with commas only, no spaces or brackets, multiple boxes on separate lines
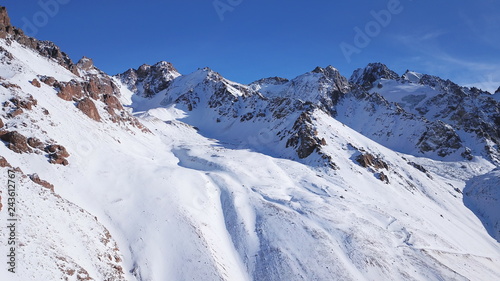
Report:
0,6,499,281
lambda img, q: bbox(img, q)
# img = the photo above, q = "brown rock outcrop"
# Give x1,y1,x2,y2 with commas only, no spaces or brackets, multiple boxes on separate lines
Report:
0,155,11,167
0,6,12,38
0,7,77,73
29,173,54,192
0,131,31,153
56,80,85,101
356,153,389,170
45,144,70,158
31,79,41,88
86,75,115,100
8,108,23,118
103,94,123,111
1,82,20,89
77,98,101,121
41,76,57,87
286,112,326,159
27,137,44,149
45,144,70,166
76,56,94,72
9,96,37,110
378,172,390,183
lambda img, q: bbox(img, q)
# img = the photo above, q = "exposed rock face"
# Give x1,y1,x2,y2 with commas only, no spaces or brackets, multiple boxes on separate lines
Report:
349,63,400,89
4,95,38,118
408,161,427,173
27,137,44,149
0,118,3,128
47,72,146,129
251,77,289,86
0,46,13,62
0,155,11,167
0,6,77,73
378,172,389,183
41,76,57,86
86,74,116,100
416,81,500,159
9,96,37,110
417,122,462,157
356,153,389,170
31,78,41,88
286,112,324,159
45,144,70,166
0,131,31,153
29,173,54,192
103,94,123,119
56,80,85,101
53,75,119,102
1,81,20,89
117,61,181,97
76,56,94,72
103,94,123,110
313,65,351,94
45,144,70,157
77,98,101,121
9,108,23,117
0,6,12,38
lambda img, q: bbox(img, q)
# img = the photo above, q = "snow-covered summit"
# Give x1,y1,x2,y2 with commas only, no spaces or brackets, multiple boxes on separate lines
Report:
494,86,500,101
349,62,400,89
117,61,181,98
402,70,423,83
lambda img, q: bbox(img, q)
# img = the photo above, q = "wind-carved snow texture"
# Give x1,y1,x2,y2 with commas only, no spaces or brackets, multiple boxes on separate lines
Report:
0,6,499,280
464,169,500,243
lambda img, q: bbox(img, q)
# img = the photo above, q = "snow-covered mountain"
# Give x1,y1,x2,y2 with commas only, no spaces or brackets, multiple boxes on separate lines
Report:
0,6,499,281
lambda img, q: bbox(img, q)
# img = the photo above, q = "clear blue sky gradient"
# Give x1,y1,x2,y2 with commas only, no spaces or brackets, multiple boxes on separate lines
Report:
5,0,500,92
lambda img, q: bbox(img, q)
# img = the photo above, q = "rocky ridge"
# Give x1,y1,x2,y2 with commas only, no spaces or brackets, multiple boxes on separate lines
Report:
118,60,500,166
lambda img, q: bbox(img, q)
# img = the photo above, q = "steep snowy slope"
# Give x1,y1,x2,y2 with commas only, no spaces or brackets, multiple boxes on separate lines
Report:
0,5,498,281
116,61,500,280
464,169,500,242
347,63,500,164
0,165,127,281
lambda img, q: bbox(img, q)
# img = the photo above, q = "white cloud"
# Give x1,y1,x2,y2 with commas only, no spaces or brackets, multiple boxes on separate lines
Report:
393,32,500,93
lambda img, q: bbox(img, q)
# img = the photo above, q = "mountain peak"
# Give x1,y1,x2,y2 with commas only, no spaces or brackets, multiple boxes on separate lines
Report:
153,60,176,71
194,67,224,81
0,6,12,38
117,61,181,97
76,56,94,72
198,66,215,73
3,4,500,280
312,65,338,74
311,65,347,85
402,70,423,83
349,62,399,89
251,76,289,86
325,65,338,71
0,6,10,26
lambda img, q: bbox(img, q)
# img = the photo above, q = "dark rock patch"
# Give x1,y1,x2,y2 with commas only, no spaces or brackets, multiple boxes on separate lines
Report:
0,131,31,153
77,98,101,121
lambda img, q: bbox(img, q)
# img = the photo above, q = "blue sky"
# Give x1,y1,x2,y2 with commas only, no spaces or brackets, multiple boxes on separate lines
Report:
6,0,500,92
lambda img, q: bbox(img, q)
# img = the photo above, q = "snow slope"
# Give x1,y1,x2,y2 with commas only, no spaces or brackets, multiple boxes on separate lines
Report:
0,7,499,280
464,169,500,242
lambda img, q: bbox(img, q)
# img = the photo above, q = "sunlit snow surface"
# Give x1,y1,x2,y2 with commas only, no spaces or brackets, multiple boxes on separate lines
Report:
0,39,498,281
